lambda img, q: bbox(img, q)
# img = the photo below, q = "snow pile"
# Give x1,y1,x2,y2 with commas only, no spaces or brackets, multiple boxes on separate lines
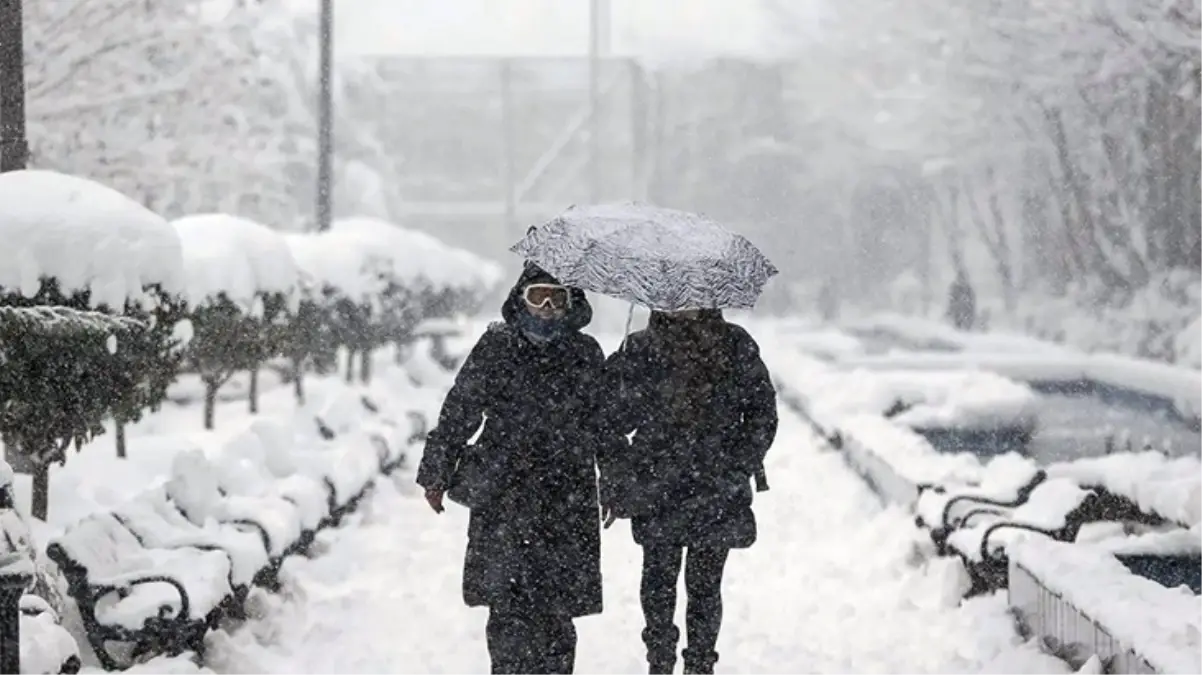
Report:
838,351,1094,381
1085,353,1202,423
0,169,184,309
836,349,1202,424
331,216,502,293
171,214,300,311
837,413,985,489
818,368,1040,432
784,327,866,361
20,596,79,675
1087,524,1202,557
283,232,388,304
845,313,1069,355
1048,452,1202,527
1009,537,1202,675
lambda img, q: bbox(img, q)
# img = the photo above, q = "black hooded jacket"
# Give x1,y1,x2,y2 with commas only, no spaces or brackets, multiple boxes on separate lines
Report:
601,311,778,550
416,263,610,616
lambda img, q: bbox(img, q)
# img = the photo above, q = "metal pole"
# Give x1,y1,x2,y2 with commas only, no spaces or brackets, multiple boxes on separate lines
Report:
500,60,517,239
0,0,29,173
0,570,25,674
587,0,604,203
316,0,334,231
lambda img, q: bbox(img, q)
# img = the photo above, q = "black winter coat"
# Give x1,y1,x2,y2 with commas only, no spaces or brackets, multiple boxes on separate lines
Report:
601,316,778,550
416,267,609,617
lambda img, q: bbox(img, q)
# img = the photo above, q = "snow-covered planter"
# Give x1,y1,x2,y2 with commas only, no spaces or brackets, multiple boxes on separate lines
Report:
1008,536,1201,674
172,214,299,429
0,170,186,520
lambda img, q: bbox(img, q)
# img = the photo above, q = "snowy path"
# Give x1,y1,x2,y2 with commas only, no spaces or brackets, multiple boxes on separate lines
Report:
201,401,1060,674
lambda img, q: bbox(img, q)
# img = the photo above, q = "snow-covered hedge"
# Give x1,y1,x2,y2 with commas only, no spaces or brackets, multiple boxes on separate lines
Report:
332,216,502,319
286,228,410,387
0,170,189,520
172,213,301,429
0,171,501,520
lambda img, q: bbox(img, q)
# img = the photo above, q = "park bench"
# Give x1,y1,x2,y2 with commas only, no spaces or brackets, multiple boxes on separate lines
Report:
110,486,270,603
46,513,233,670
941,479,1177,597
165,450,306,588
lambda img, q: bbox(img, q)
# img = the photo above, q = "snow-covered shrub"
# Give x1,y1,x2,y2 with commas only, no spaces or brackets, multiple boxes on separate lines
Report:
286,229,414,385
172,214,300,428
330,216,502,343
104,287,191,458
280,281,338,403
0,170,186,519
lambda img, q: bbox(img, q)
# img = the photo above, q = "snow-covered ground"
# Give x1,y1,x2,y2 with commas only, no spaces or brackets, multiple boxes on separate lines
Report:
1,315,1093,673
82,331,1068,674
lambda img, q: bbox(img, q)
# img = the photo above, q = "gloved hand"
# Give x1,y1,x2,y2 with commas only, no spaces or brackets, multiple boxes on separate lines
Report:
425,488,445,514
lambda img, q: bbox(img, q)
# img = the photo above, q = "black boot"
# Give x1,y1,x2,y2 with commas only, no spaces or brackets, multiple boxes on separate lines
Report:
648,655,676,674
643,625,679,674
681,648,718,675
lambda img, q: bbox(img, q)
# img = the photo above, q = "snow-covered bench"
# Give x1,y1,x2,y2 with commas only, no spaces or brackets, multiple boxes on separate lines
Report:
942,478,1097,596
45,514,234,671
166,449,306,578
109,486,270,605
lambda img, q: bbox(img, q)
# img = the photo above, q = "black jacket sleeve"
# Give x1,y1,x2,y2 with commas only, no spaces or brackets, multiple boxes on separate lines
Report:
595,340,649,514
733,328,778,472
416,326,504,491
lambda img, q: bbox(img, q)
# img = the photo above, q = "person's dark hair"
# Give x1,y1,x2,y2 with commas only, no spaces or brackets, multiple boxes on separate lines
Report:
647,309,732,425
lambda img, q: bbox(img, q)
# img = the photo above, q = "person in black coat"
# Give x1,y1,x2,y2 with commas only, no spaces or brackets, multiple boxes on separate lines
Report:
601,309,778,675
417,262,612,674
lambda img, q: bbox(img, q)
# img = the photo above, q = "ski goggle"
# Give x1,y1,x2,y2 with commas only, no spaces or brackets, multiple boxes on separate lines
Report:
523,283,572,310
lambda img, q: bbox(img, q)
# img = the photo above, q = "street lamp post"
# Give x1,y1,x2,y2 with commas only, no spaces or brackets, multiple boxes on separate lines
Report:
587,0,605,203
316,0,333,231
0,0,29,173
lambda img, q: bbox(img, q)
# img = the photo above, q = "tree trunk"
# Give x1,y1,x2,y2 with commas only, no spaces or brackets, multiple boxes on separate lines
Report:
345,350,356,384
292,358,305,404
115,421,127,459
248,368,259,414
359,349,372,385
32,463,49,522
204,379,218,430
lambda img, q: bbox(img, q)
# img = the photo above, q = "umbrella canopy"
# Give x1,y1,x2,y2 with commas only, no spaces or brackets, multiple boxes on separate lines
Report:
510,203,778,311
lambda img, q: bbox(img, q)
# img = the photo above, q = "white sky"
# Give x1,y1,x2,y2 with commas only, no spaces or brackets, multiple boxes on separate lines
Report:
282,0,825,61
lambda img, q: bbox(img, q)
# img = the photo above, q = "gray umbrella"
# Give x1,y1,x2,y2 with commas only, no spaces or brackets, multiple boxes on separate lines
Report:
509,203,779,311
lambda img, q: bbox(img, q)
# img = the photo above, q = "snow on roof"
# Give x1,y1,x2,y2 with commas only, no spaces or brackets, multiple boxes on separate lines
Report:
0,169,184,309
170,214,300,309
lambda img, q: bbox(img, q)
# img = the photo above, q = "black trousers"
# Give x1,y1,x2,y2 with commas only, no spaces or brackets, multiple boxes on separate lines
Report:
640,545,730,674
486,605,578,674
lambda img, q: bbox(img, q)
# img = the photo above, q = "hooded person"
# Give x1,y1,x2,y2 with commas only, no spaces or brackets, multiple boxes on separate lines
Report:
416,262,614,675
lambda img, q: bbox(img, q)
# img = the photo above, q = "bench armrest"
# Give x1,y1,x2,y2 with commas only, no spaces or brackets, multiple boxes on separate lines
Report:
89,573,192,622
